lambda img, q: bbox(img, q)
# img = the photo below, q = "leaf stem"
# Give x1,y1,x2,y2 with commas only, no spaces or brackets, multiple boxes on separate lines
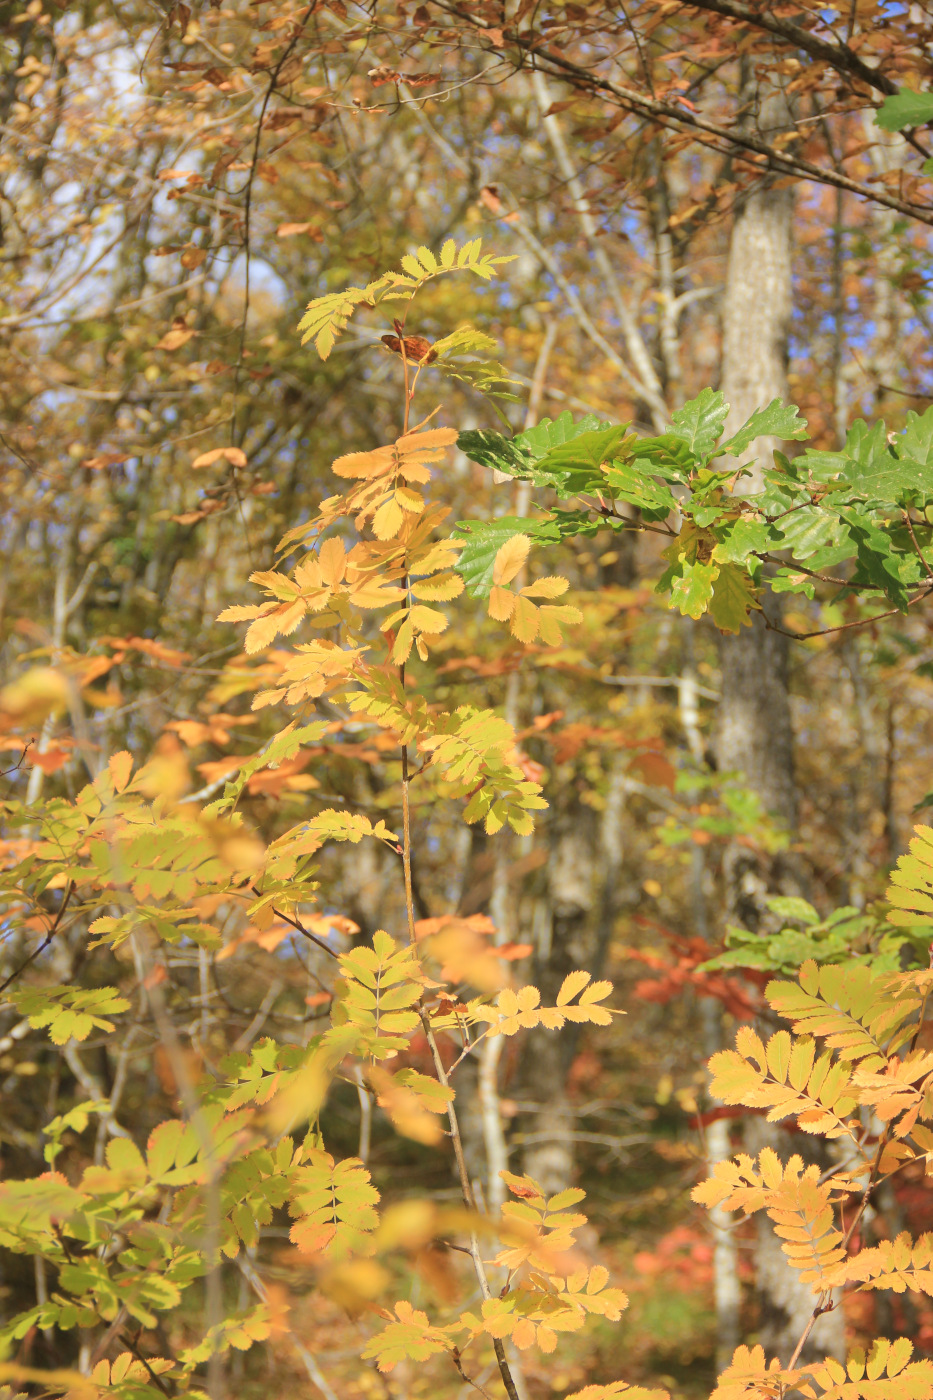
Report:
400,737,417,946
400,332,411,435
786,988,933,1372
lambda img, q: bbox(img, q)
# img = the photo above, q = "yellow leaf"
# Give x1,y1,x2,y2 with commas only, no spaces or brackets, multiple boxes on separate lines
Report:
510,594,539,643
396,485,425,513
0,667,68,723
390,619,415,665
350,578,407,609
318,537,348,585
277,221,320,237
537,605,582,648
191,445,247,468
217,603,264,622
558,971,592,1005
521,575,569,600
332,445,395,479
396,426,458,462
192,447,228,468
2,1363,97,1397
367,1066,443,1145
372,498,406,540
249,569,298,600
244,601,304,654
493,533,531,585
579,979,613,1005
411,573,464,602
408,605,448,635
488,585,515,621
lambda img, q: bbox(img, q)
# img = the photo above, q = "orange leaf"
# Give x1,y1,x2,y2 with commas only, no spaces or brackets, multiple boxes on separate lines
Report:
630,751,676,791
30,747,71,775
192,446,247,469
276,222,322,238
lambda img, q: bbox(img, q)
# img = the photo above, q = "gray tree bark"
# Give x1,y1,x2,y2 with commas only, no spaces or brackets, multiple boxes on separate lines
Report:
519,811,596,1195
717,101,845,1367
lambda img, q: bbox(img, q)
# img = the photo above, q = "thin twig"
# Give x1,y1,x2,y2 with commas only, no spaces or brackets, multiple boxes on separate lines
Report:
452,1347,496,1400
88,1306,129,1368
117,1335,172,1397
904,510,933,580
230,16,309,448
0,881,74,997
420,1014,521,1400
430,4,933,228
785,1300,837,1372
268,902,341,960
765,581,933,640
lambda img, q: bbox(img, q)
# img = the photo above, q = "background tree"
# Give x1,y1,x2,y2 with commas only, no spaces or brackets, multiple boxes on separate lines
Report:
5,1,933,1396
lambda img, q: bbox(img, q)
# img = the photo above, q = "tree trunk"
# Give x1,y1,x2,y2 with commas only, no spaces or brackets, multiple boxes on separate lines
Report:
717,126,845,1365
519,811,596,1194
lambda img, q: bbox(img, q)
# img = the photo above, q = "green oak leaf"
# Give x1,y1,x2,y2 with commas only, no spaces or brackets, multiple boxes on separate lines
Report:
452,516,560,597
842,445,933,507
718,399,809,458
840,509,912,608
709,562,758,632
666,559,719,619
458,413,619,483
602,459,678,516
901,405,933,465
516,410,611,459
669,388,729,459
798,419,891,484
771,569,816,598
773,508,840,557
532,425,633,477
631,435,698,482
766,895,820,925
456,429,532,476
690,501,732,527
876,89,933,132
712,518,772,564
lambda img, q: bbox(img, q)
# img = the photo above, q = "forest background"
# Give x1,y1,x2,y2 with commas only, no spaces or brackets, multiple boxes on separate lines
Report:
6,2,933,1399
